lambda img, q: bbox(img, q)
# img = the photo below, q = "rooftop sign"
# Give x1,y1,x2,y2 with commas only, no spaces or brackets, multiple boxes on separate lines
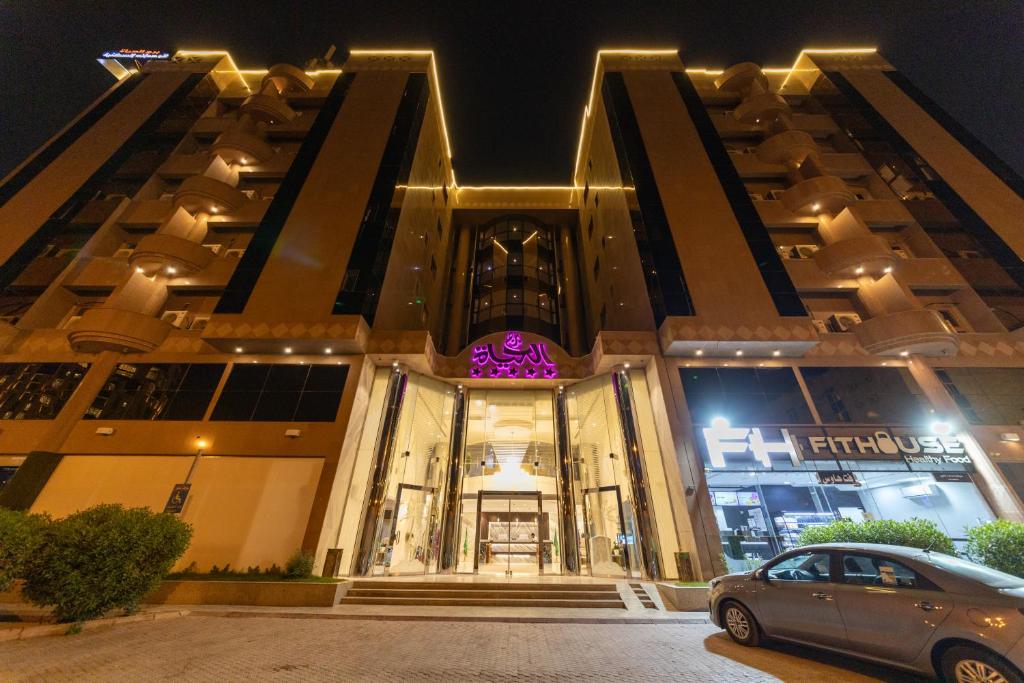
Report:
101,49,170,61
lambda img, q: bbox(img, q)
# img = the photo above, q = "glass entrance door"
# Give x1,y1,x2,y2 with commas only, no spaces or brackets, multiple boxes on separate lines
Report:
475,491,543,576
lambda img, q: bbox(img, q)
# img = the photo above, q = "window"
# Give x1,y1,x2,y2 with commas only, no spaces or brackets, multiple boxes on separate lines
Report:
0,363,90,419
679,368,814,425
85,363,224,420
935,367,1024,425
593,256,600,281
210,363,348,422
801,367,929,424
767,552,831,582
841,553,928,589
587,217,594,241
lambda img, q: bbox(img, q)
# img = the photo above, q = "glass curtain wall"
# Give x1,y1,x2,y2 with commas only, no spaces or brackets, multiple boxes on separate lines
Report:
455,389,560,575
566,375,642,578
366,374,456,576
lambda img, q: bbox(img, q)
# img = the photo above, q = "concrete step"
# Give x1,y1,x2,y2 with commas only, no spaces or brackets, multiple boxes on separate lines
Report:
351,581,617,592
339,596,625,608
347,588,620,600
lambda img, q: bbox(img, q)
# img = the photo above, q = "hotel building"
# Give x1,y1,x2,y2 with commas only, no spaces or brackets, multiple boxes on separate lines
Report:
0,46,1022,581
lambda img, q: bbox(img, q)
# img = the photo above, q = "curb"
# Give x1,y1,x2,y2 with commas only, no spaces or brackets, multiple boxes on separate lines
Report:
188,609,712,625
0,609,190,641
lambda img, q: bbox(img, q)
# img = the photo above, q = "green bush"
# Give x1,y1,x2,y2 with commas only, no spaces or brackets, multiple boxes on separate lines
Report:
22,504,192,623
797,517,956,555
966,520,1024,578
0,508,48,592
286,550,314,578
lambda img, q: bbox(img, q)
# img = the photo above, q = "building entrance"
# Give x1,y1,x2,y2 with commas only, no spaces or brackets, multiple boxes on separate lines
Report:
474,491,544,575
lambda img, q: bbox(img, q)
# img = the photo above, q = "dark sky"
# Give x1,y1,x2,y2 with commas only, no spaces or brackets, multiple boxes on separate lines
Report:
3,1,1022,185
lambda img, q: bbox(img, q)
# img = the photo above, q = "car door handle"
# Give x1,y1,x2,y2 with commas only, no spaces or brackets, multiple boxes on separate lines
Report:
812,591,834,601
915,600,936,611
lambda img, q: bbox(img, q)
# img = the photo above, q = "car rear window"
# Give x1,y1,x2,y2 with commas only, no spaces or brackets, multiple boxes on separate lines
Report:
925,552,1024,589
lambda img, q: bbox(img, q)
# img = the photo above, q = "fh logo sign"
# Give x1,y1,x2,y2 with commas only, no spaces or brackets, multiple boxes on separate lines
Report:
702,426,801,469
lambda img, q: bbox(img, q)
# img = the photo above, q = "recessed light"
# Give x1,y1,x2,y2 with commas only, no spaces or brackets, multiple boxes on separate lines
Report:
735,350,743,356
166,267,177,275
811,203,821,212
695,349,704,356
772,350,781,357
899,350,909,357
883,266,893,273
854,266,865,275
234,347,243,353
283,347,293,354
135,267,144,274
324,348,333,354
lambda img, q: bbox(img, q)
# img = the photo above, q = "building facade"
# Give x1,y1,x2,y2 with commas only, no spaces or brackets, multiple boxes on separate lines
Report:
0,47,1023,580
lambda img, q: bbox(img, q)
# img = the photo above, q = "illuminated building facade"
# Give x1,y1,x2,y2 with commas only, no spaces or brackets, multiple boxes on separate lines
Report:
0,47,1022,580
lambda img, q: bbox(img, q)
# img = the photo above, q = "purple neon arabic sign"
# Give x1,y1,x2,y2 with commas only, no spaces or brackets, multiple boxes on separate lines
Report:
470,332,558,379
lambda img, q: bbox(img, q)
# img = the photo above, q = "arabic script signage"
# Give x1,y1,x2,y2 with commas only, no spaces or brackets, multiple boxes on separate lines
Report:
470,332,558,379
101,49,171,61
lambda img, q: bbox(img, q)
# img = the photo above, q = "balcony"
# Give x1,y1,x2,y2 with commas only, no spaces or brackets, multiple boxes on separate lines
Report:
174,175,247,214
239,94,296,124
733,93,790,124
812,235,901,277
264,63,314,94
67,308,172,353
731,152,872,180
712,113,838,139
119,199,271,229
781,175,856,215
212,129,276,165
756,130,817,164
131,233,215,275
852,308,959,357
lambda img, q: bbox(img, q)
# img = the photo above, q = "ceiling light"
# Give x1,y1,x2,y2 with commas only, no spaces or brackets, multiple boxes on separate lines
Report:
854,266,865,274
324,348,333,354
166,267,177,275
883,266,893,273
811,203,821,212
695,349,704,356
899,350,909,357
234,347,243,353
283,347,293,354
735,350,743,356
772,350,781,357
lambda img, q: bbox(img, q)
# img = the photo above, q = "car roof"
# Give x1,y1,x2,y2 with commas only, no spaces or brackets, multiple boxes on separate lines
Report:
794,543,933,559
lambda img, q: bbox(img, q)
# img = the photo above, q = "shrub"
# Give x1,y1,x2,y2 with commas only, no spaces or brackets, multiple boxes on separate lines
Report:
0,508,48,592
286,550,314,578
966,520,1024,578
797,517,955,555
22,504,192,623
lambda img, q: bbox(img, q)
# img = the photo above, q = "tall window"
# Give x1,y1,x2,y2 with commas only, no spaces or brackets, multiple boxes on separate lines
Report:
211,364,348,422
0,362,89,419
679,368,813,425
801,367,929,424
935,367,1024,425
85,363,225,420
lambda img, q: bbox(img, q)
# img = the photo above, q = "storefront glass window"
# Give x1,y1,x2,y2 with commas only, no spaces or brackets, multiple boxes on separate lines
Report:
935,367,1024,425
679,368,813,425
801,367,930,424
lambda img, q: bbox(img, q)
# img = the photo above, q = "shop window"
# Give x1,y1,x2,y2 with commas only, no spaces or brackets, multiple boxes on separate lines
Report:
210,363,348,422
0,362,90,419
85,363,225,421
679,368,814,425
801,367,929,425
935,367,1024,425
765,551,831,582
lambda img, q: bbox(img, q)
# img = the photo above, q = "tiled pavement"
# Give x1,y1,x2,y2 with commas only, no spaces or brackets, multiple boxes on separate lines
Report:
0,614,927,681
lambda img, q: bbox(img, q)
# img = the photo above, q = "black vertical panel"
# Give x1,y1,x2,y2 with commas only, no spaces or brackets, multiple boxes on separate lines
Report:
0,73,207,291
882,71,1024,199
825,71,1024,293
214,72,357,313
602,72,695,323
0,74,145,208
671,71,806,317
333,73,430,323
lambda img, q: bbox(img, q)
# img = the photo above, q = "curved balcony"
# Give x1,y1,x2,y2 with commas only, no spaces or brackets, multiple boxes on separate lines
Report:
130,233,215,275
68,308,172,353
263,63,314,94
239,93,296,124
781,175,856,215
756,130,818,165
852,309,959,357
733,93,790,124
212,129,276,165
174,175,246,214
811,235,901,277
714,62,768,94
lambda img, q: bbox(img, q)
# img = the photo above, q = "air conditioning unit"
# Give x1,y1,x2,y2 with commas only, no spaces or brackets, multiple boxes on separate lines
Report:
113,248,134,259
202,243,222,255
767,189,787,200
852,189,871,200
877,165,896,182
890,243,910,259
827,313,862,332
957,250,983,259
780,244,819,260
930,305,967,333
224,248,245,259
189,315,211,332
160,310,193,329
749,193,765,202
811,318,830,334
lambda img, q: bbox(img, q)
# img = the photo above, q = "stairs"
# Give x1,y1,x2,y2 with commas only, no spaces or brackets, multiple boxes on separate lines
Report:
340,581,626,609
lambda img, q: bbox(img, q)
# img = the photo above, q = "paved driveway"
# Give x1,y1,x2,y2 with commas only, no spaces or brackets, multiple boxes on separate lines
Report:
0,615,927,681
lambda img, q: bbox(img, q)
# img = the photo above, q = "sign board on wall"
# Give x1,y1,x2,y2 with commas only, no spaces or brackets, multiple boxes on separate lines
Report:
470,331,558,379
163,483,191,514
702,425,972,471
817,471,860,486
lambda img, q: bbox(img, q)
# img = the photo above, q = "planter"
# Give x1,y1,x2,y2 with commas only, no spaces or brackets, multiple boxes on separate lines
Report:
144,580,351,607
656,584,709,612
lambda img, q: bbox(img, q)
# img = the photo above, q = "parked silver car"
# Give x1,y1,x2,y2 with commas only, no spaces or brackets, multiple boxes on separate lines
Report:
709,543,1024,682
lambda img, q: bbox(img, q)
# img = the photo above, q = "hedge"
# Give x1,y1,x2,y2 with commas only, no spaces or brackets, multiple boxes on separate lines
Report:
797,517,956,555
966,520,1024,578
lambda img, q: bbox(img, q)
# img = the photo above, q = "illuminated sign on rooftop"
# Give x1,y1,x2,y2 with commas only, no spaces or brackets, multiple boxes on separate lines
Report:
101,49,171,61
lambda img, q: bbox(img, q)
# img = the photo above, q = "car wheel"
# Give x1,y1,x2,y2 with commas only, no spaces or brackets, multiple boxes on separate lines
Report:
941,645,1023,683
721,601,760,647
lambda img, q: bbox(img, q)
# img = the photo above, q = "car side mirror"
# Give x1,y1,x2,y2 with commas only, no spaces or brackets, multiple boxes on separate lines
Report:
751,568,768,583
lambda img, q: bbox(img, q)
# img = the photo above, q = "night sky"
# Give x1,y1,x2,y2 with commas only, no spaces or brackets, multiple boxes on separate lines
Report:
3,1,1022,185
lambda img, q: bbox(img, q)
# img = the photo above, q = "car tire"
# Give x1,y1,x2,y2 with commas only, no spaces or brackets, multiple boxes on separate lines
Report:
721,600,760,647
940,645,1023,683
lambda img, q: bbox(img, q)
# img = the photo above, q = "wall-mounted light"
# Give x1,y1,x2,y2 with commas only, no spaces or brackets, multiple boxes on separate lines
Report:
95,427,115,436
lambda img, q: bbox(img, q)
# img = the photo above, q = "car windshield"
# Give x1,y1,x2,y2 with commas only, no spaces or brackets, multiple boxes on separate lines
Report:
924,552,1024,589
